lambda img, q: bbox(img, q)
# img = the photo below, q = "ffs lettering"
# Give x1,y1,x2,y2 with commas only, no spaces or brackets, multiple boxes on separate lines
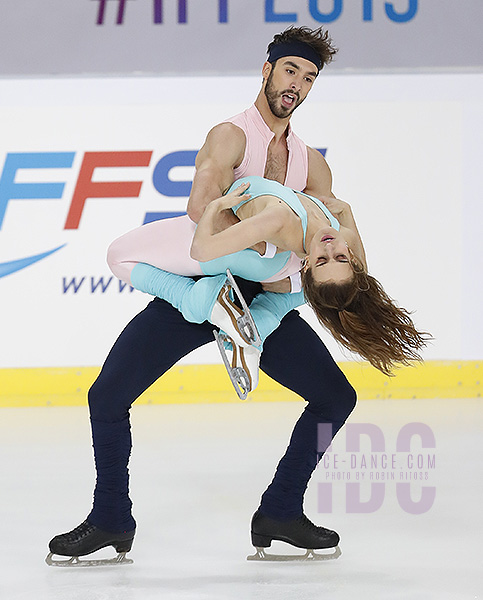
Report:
0,150,197,230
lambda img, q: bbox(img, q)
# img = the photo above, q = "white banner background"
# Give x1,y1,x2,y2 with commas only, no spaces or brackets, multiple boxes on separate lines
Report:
0,72,481,368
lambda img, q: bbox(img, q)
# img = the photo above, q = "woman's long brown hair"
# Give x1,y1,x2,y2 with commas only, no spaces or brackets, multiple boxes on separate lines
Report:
301,262,431,376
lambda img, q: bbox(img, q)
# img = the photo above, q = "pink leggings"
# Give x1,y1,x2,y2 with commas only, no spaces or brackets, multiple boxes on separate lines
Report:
107,215,203,285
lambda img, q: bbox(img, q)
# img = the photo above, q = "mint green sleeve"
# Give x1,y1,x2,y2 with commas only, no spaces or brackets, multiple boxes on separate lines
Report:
249,291,305,342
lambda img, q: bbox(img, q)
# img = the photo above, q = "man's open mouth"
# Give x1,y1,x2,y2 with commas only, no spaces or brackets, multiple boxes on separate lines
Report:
281,93,297,108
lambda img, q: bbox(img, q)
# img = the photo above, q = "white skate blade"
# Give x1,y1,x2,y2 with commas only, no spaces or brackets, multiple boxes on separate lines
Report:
247,545,341,562
45,551,133,567
225,269,262,347
214,330,250,400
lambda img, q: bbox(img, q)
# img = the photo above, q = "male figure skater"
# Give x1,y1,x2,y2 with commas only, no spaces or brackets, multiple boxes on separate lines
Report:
48,26,356,564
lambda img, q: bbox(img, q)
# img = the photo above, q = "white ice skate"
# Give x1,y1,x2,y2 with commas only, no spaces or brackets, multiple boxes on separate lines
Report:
210,269,262,349
214,331,261,400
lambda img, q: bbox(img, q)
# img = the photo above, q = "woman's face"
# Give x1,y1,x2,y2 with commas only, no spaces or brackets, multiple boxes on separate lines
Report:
306,226,354,284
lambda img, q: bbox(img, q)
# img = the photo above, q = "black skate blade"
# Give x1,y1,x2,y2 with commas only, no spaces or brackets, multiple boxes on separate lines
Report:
45,551,133,567
247,545,341,562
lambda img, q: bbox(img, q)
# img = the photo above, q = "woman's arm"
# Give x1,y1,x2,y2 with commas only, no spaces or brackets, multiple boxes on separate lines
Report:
190,185,285,263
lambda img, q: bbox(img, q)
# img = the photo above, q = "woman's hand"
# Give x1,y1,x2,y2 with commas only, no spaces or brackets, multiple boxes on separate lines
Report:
319,195,350,217
215,181,251,210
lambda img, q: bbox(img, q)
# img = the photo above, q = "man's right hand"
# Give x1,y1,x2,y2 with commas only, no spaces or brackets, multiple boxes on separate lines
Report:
261,278,292,294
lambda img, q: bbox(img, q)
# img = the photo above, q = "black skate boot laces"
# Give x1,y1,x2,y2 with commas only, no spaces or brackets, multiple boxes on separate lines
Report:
62,520,96,543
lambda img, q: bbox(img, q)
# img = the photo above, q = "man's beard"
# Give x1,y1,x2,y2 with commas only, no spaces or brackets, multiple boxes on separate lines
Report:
264,69,304,119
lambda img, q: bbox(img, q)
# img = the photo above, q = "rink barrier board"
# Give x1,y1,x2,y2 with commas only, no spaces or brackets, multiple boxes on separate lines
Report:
0,360,480,408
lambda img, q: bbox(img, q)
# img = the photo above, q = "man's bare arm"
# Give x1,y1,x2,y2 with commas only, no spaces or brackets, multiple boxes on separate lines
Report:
318,196,368,270
303,146,335,199
304,148,367,269
186,123,246,223
304,147,367,268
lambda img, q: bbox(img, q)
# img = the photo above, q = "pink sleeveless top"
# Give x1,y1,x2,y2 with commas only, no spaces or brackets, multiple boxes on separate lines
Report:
224,105,308,191
224,105,308,290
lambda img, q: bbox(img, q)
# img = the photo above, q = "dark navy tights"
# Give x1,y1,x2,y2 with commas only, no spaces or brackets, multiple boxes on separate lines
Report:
87,281,356,533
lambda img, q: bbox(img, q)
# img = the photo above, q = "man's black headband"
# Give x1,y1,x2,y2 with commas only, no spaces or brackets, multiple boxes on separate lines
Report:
267,41,322,72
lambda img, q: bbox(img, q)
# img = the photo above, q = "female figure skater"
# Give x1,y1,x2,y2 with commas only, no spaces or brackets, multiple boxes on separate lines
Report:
108,176,428,395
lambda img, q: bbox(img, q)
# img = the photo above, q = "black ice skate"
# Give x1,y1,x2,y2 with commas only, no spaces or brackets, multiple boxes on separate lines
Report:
46,520,135,567
247,510,341,561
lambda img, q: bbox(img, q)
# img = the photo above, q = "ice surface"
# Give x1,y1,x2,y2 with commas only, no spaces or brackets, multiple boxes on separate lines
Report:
1,398,481,600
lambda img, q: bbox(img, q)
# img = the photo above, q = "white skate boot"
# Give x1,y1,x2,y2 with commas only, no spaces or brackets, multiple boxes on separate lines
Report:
210,269,262,349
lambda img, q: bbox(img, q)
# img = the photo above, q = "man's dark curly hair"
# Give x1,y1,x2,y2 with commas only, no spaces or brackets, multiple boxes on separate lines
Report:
267,26,338,71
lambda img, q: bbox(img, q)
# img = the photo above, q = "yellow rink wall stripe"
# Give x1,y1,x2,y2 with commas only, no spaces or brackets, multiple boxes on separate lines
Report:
0,360,480,408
